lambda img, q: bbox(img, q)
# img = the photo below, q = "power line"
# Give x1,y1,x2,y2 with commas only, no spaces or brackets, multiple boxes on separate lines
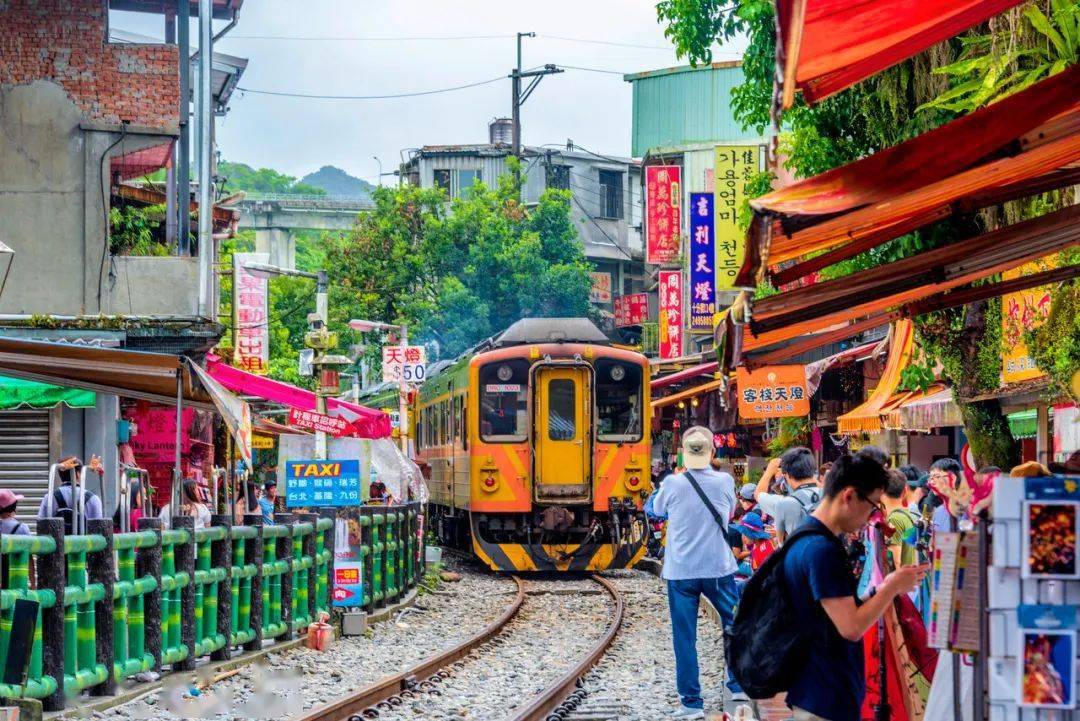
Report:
556,64,629,76
537,34,673,51
236,75,506,100
570,194,638,263
228,33,514,41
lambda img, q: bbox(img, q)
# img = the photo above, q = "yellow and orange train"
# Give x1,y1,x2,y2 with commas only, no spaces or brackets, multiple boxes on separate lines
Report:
367,319,652,572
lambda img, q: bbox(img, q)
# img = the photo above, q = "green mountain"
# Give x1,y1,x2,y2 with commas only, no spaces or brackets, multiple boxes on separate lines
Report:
219,160,326,196
300,165,376,199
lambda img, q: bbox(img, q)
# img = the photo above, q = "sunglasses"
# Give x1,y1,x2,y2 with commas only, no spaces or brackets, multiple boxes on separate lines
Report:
856,491,885,514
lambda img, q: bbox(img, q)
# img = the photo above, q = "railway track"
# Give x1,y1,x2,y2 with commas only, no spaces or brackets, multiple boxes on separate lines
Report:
297,575,625,721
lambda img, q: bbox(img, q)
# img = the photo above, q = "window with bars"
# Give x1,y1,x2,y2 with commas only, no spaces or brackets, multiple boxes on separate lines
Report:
598,170,624,219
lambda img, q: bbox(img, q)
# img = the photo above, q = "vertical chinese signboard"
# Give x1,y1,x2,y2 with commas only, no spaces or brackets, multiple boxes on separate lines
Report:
688,192,716,331
1001,256,1055,384
658,270,683,359
589,272,613,304
735,366,810,420
646,165,682,265
614,293,648,328
232,252,270,375
714,146,762,289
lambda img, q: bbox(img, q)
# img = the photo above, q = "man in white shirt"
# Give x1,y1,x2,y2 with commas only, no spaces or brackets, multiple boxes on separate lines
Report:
651,426,746,718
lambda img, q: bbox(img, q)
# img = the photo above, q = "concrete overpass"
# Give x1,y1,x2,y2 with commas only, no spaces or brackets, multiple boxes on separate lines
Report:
230,193,375,269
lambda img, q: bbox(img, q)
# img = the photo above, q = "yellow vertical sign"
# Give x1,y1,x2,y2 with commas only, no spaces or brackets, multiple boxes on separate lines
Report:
1001,256,1055,384
714,146,762,290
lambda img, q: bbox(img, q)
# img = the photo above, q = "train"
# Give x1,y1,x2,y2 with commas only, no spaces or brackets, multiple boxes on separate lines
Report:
361,318,652,572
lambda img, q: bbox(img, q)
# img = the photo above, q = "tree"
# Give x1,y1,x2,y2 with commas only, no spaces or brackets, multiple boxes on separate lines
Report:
218,160,327,197
324,158,594,365
655,0,1076,467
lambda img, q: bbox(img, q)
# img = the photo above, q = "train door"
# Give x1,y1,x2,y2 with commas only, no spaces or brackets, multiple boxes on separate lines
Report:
533,366,591,503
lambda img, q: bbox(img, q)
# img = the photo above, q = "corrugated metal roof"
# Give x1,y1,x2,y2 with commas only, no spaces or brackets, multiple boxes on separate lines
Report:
625,63,761,156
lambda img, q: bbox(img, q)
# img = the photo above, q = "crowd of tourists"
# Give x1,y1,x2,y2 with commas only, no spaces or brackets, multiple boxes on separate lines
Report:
646,426,1042,720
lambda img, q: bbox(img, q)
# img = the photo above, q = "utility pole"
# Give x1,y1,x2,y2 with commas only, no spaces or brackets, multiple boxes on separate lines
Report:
511,32,562,157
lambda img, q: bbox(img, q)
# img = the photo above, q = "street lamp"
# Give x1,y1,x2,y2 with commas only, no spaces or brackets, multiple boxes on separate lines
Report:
348,319,410,455
241,261,347,459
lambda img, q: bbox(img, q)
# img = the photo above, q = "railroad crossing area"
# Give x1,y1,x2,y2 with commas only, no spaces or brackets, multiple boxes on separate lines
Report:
5,555,766,721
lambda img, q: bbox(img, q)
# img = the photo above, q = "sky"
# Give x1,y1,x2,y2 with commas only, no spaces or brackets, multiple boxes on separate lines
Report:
112,1,745,184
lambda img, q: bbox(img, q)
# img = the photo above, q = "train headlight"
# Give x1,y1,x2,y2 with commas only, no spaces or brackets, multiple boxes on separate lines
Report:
610,365,626,381
497,365,513,381
481,473,500,493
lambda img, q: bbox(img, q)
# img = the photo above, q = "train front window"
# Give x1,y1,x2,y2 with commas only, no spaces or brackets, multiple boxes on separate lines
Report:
479,360,529,442
548,379,576,441
596,360,643,442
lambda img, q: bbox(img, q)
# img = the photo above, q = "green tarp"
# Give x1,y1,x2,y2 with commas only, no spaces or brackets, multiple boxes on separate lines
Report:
1008,409,1038,440
0,375,95,410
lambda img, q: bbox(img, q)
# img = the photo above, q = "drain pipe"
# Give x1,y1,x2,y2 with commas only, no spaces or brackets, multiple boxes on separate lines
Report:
196,0,213,319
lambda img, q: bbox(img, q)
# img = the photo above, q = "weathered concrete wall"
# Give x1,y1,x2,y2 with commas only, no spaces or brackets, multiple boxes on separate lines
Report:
0,0,179,128
0,81,179,316
108,256,200,316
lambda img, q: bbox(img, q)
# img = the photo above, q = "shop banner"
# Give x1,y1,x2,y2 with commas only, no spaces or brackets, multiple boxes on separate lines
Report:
714,146,762,289
688,192,716,331
129,405,195,463
332,519,364,607
189,360,253,466
646,165,681,265
658,270,683,359
252,433,274,450
288,407,349,437
736,365,810,419
589,272,613,304
614,293,648,328
284,459,362,507
232,252,271,375
1002,256,1055,384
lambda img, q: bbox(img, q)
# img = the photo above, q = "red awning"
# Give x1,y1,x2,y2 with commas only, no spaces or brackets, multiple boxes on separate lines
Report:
778,0,1024,108
111,141,174,183
651,361,719,391
205,354,392,439
739,67,1080,287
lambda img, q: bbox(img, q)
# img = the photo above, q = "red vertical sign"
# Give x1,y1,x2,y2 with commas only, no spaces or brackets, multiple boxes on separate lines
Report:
658,270,683,359
646,165,682,265
614,293,649,328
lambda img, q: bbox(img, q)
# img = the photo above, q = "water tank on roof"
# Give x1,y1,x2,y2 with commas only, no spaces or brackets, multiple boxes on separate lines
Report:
489,118,513,145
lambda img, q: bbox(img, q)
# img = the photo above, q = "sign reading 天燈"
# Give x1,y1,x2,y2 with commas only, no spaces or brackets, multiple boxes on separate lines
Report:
736,365,810,420
232,252,270,375
688,192,716,331
714,146,763,290
658,270,683,360
646,165,682,265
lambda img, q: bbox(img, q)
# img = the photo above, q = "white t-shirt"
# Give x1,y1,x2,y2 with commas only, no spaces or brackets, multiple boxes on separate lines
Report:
651,468,739,580
159,503,212,530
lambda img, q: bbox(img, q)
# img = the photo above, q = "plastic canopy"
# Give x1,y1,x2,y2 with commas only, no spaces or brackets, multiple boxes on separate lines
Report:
0,375,96,410
778,0,1024,107
837,320,915,435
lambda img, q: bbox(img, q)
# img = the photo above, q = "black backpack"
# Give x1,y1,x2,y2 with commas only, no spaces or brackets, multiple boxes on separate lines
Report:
725,523,844,698
51,488,76,536
790,484,822,516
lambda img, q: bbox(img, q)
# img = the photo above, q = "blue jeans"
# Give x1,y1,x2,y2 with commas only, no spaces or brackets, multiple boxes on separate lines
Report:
667,575,742,709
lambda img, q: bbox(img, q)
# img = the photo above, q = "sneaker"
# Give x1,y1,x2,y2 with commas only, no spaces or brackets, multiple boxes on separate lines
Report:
672,705,706,719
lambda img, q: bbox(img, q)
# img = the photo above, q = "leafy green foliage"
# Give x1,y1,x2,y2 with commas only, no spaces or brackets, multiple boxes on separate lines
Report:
766,416,810,456
1026,280,1080,401
899,363,937,393
218,160,328,196
919,2,1078,114
109,204,170,256
324,158,593,366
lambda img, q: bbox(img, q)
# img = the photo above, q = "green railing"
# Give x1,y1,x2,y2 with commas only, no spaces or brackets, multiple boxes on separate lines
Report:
0,506,420,711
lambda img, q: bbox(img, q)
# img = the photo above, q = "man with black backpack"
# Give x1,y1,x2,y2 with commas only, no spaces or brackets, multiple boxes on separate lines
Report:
753,447,821,544
37,455,105,533
727,453,928,721
650,426,746,719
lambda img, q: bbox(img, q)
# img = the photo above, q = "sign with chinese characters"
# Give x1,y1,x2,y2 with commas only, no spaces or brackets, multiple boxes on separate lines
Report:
589,272,613,304
1002,257,1055,384
688,192,716,331
288,407,349,437
736,365,810,420
285,459,361,507
252,433,274,450
658,270,683,360
646,165,682,265
382,345,427,384
714,146,762,289
614,293,648,328
332,518,363,607
232,252,270,375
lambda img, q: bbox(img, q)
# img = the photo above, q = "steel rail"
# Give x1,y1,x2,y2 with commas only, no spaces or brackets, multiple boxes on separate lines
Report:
297,575,526,721
504,575,625,721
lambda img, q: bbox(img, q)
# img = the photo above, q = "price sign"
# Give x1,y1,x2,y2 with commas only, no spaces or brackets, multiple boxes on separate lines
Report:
382,345,427,383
